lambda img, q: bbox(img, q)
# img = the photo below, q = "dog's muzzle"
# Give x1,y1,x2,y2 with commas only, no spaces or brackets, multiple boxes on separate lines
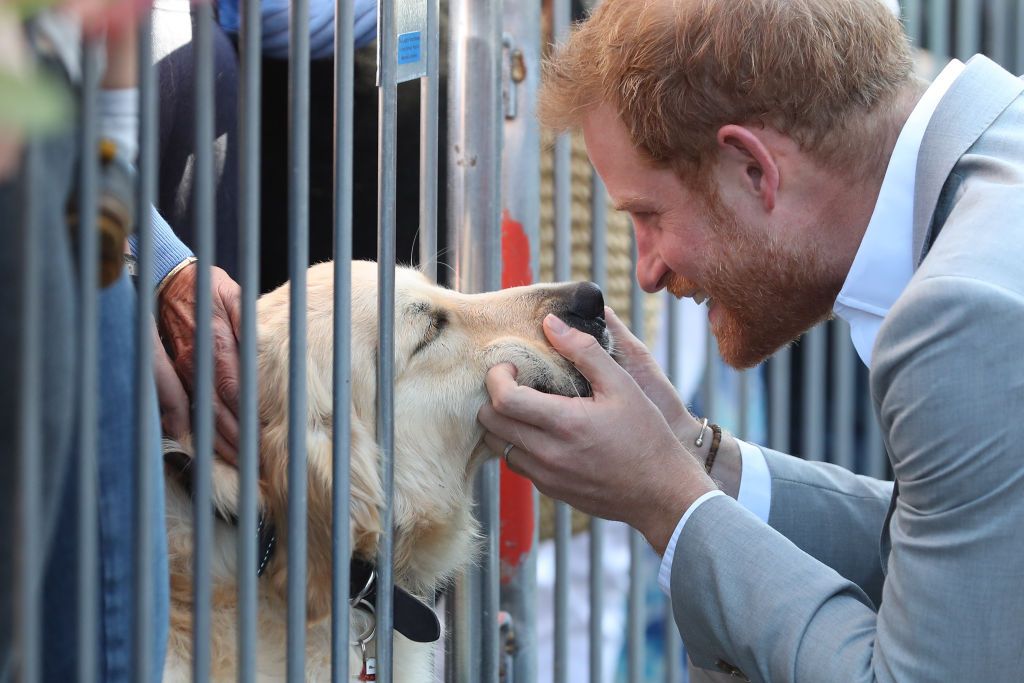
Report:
554,281,610,351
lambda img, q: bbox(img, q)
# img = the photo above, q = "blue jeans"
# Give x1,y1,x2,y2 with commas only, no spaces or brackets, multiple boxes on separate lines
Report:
41,273,169,682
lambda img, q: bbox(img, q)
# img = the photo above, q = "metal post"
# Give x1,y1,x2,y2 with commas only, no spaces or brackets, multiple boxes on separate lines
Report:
133,12,158,682
589,174,608,683
447,0,504,678
663,291,682,683
800,325,827,461
902,0,922,47
15,130,43,683
737,369,750,441
192,4,217,680
550,1,572,679
500,1,543,681
376,0,399,680
768,348,791,453
926,0,950,60
702,327,717,421
988,0,1012,67
830,320,855,470
863,384,889,480
237,0,262,677
627,234,645,683
288,0,312,676
1017,0,1024,75
419,0,440,281
955,0,981,61
77,40,102,683
331,0,355,681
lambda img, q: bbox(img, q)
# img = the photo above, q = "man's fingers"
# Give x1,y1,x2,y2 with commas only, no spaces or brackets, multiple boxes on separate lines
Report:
212,397,240,458
542,314,627,394
482,430,547,480
213,328,242,419
216,270,244,341
484,363,580,429
604,306,645,355
153,332,191,439
214,431,238,467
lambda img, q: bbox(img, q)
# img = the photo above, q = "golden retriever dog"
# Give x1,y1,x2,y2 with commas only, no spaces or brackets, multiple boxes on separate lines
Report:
162,260,610,681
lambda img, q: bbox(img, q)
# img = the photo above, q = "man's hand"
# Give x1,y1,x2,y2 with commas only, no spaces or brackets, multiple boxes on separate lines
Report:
158,262,242,462
604,306,698,442
478,314,718,554
152,319,190,440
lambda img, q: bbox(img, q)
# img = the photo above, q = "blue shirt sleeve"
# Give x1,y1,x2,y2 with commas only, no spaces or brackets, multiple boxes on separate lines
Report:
127,206,195,292
217,0,378,60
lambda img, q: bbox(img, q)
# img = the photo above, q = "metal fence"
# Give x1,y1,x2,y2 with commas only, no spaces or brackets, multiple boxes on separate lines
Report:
6,0,1022,681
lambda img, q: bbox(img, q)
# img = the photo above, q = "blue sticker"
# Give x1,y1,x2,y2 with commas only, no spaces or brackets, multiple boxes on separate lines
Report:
398,31,422,65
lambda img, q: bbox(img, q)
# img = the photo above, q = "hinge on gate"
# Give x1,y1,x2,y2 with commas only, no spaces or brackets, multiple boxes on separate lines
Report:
502,34,526,120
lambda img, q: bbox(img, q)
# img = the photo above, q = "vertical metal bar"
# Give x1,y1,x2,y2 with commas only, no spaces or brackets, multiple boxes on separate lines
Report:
288,0,312,676
551,2,572,679
499,3,543,680
192,3,217,680
768,348,791,453
956,0,981,61
419,0,440,281
589,174,607,683
902,0,922,47
663,292,681,683
377,0,398,679
737,370,750,440
702,327,717,421
830,320,855,471
627,235,645,683
863,381,889,480
800,325,827,461
237,0,262,677
133,11,157,682
15,130,43,683
1017,0,1024,75
448,0,504,679
926,0,950,60
988,0,1012,67
331,0,354,680
77,41,102,683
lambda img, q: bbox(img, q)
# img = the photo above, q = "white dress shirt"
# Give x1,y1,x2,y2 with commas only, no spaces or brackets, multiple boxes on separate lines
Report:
658,59,967,597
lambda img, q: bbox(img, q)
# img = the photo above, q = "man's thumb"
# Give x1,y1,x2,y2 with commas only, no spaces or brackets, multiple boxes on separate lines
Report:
542,314,621,391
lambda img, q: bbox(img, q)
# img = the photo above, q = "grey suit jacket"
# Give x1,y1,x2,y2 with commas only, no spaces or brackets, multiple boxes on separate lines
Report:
671,55,1024,682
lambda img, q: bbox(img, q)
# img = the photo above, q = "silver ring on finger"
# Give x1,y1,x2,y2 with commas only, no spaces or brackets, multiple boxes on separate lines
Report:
502,441,515,467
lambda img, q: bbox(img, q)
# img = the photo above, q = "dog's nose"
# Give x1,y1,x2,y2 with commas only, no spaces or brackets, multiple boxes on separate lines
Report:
556,282,608,347
567,281,604,322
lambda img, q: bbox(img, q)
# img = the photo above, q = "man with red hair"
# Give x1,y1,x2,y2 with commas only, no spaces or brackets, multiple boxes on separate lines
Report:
480,0,1024,680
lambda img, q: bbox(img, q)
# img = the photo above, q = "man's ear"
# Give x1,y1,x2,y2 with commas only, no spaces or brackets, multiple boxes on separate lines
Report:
715,124,780,212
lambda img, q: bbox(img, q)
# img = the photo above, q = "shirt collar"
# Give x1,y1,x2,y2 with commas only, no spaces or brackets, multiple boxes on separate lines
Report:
833,59,966,366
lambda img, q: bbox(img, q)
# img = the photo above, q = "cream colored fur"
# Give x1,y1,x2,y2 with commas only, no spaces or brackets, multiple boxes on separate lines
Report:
163,261,604,681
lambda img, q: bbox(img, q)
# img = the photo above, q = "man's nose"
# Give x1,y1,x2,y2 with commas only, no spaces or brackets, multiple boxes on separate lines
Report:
635,249,668,294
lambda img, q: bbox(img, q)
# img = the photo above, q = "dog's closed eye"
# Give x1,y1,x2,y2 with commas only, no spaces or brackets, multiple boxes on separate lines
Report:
412,310,449,356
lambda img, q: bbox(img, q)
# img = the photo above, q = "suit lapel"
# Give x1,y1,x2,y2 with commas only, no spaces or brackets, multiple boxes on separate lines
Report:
912,55,1024,263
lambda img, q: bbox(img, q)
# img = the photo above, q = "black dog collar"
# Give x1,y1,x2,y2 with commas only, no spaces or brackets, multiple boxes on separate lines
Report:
350,558,441,643
164,446,440,642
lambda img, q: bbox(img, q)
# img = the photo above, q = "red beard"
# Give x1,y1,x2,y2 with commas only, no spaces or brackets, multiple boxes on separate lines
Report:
666,189,842,369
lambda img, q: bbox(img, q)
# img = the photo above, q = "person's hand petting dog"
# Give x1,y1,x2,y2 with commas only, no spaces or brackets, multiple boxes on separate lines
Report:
479,307,718,555
157,262,243,462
